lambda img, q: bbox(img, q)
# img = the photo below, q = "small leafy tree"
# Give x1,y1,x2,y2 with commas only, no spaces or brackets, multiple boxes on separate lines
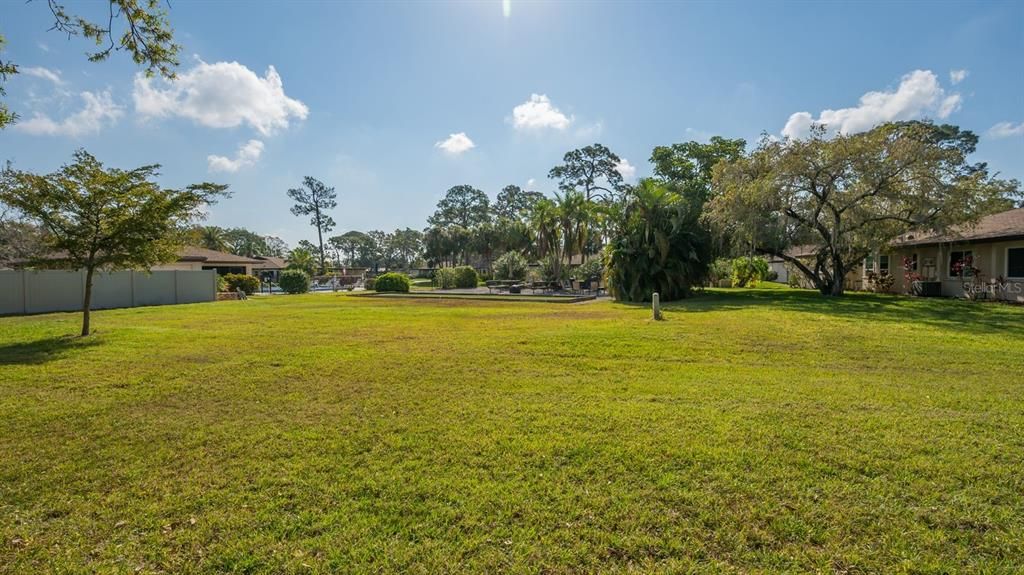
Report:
0,150,227,335
287,177,337,274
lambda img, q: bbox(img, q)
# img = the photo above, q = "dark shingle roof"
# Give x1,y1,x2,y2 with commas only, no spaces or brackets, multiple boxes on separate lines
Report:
894,208,1024,246
252,256,288,269
176,246,263,264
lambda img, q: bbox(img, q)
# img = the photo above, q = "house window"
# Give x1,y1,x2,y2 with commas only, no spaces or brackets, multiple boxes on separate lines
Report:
879,255,890,276
1008,247,1024,279
864,255,874,275
908,254,918,271
948,250,973,278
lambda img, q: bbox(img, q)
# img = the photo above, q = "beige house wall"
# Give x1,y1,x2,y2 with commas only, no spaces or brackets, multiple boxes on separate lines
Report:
871,239,1024,302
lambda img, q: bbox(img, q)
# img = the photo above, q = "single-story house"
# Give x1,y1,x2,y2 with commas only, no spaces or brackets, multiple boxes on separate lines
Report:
152,247,264,276
873,207,1024,302
779,207,1024,302
252,256,288,282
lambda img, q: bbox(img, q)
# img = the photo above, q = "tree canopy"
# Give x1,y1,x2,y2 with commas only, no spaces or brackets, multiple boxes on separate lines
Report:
1,1,180,130
548,143,627,202
650,136,746,207
428,185,491,229
287,176,337,274
0,149,227,334
708,122,1021,296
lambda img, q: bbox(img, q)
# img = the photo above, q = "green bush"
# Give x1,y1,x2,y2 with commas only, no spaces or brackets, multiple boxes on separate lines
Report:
493,251,528,281
730,256,770,288
363,277,376,291
709,259,733,285
433,266,479,289
222,273,260,295
216,275,228,292
278,269,310,294
373,272,411,293
574,258,603,279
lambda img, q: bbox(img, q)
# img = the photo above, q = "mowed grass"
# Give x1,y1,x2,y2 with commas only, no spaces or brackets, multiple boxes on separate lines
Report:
1,287,1022,574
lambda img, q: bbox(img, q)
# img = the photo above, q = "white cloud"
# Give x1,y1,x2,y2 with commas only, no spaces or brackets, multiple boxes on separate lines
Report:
511,94,572,130
781,70,962,139
987,121,1024,138
435,132,475,155
16,90,122,137
614,158,636,181
134,60,308,135
949,69,969,85
37,42,50,53
526,178,536,188
21,66,63,85
207,139,264,173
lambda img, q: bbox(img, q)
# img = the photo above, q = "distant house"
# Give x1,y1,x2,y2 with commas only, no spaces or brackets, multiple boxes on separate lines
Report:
152,247,264,276
784,208,1024,301
252,256,288,282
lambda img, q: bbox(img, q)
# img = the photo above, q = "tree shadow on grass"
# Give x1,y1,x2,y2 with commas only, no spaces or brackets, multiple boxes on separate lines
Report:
0,335,101,366
630,288,1024,337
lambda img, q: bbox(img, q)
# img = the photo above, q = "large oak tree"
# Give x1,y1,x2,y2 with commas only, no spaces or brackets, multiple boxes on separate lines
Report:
708,122,1020,296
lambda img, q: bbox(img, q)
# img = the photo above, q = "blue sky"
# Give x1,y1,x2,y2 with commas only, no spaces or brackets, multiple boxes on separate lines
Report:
3,1,1022,246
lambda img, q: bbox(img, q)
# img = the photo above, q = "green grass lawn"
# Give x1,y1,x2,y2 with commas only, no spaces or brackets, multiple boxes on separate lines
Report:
2,288,1022,573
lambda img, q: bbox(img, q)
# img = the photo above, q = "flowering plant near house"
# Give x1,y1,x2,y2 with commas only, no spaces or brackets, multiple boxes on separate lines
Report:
902,256,922,284
952,255,987,301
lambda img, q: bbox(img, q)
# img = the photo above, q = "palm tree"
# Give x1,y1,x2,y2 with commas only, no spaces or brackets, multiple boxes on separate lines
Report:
287,247,316,276
556,190,592,268
528,198,564,280
199,226,228,252
605,178,712,302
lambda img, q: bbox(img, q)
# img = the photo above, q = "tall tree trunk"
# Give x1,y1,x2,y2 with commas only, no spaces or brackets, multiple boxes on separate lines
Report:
81,266,95,336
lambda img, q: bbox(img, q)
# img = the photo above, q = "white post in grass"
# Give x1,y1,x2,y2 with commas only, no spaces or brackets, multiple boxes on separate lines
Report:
652,292,662,320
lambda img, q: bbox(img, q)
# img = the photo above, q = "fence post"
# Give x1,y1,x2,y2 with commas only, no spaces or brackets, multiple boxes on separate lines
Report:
21,270,28,315
652,292,662,320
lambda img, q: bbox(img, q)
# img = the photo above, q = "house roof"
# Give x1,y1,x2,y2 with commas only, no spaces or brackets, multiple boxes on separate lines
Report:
252,256,288,269
783,244,821,259
893,207,1024,247
177,246,263,265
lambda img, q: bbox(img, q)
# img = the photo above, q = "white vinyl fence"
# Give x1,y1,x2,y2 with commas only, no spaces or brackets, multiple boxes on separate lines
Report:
0,270,216,316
